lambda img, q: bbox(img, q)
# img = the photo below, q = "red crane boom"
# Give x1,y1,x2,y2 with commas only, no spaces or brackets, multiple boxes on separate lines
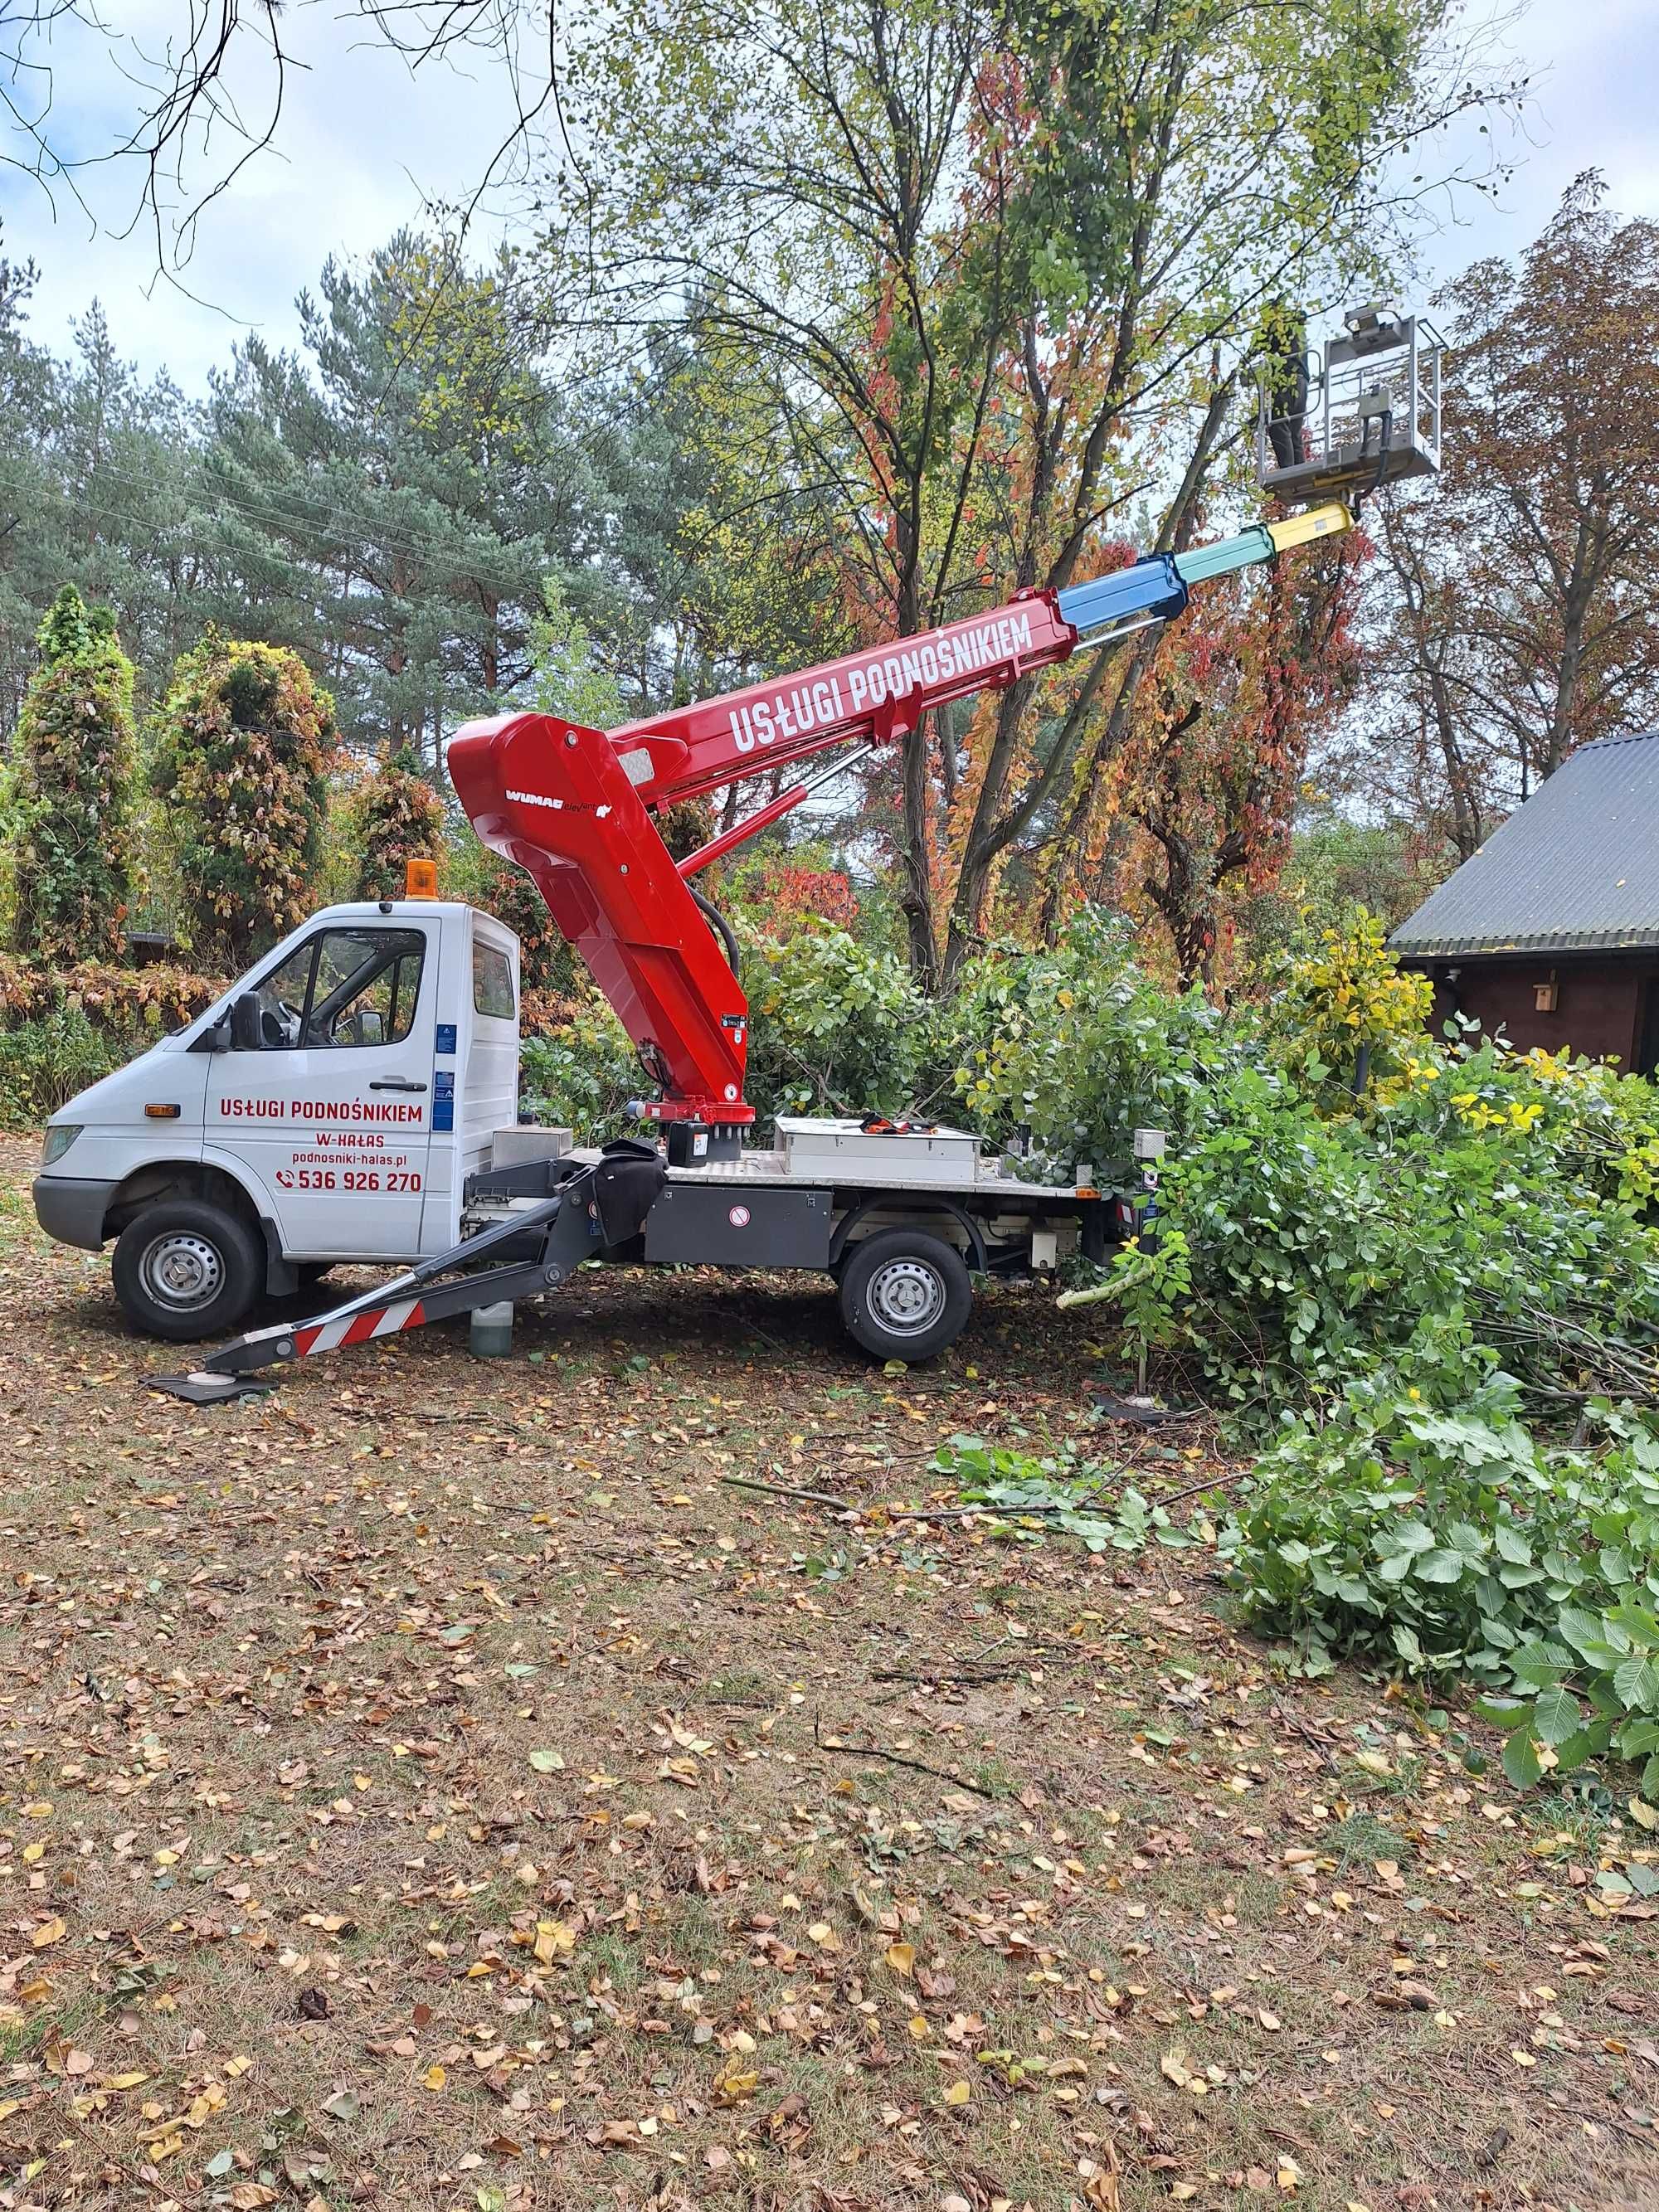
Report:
447,504,1352,1132
448,590,1080,1130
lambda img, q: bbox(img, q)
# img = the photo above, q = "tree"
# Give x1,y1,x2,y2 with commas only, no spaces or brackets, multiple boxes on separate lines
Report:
0,299,209,741
544,0,1518,988
939,0,1516,982
1359,180,1659,843
203,233,601,764
351,747,446,901
151,634,336,966
9,584,138,962
1109,537,1365,988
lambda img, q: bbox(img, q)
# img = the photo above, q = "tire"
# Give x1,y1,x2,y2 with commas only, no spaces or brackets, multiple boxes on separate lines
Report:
837,1227,973,1362
113,1199,264,1343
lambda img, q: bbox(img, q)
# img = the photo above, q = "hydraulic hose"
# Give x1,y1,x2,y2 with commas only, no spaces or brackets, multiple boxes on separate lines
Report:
689,884,742,984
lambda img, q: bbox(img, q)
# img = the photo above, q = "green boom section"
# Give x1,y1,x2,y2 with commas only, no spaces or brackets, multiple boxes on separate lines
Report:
1171,523,1276,586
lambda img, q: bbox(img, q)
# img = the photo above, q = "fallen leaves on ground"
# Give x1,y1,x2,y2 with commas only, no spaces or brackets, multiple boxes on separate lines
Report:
0,1138,1654,2210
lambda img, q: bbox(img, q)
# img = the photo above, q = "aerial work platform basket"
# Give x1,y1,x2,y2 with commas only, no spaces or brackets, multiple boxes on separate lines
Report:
1258,305,1443,505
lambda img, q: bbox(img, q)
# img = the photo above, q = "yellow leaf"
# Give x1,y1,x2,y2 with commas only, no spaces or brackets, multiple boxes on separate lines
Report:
421,2064,446,2090
533,1920,577,1964
31,1918,66,1950
941,2078,971,2106
884,1942,916,1976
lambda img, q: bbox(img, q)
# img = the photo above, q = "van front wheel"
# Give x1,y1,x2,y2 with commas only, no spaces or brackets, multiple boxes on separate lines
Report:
113,1200,263,1342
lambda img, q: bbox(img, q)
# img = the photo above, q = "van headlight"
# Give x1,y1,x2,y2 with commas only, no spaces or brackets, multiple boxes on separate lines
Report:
41,1125,81,1166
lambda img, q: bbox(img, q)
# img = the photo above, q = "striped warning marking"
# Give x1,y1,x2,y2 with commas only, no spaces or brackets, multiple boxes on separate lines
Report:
294,1298,426,1357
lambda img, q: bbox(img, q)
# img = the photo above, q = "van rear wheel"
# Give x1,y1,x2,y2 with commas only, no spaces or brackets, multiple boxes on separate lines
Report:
113,1199,263,1343
838,1228,972,1362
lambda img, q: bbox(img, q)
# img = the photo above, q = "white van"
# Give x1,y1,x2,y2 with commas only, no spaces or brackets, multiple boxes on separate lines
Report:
33,900,521,1339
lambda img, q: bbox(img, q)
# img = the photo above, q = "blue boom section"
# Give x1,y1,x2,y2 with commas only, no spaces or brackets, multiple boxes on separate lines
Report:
1056,557,1188,642
1053,507,1350,649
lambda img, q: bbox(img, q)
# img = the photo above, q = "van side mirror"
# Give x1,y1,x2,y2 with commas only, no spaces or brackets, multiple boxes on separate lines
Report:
229,994,263,1052
189,1016,233,1056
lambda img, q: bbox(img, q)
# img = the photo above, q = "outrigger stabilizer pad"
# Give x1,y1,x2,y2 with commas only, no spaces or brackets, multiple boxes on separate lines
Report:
148,1369,277,1406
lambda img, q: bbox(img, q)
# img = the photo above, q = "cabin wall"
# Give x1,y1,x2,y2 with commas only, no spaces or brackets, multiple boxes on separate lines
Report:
1406,955,1658,1072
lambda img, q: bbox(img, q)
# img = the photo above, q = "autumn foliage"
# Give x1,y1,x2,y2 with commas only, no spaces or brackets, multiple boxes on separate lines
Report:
9,586,139,965
742,862,859,936
352,747,446,901
1109,537,1365,985
151,634,337,967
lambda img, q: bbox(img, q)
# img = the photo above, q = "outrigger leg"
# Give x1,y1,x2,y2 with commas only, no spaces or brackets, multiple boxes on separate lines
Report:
148,1159,617,1406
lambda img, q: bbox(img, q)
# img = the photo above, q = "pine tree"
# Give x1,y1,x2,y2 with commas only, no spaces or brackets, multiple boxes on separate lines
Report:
11,584,139,963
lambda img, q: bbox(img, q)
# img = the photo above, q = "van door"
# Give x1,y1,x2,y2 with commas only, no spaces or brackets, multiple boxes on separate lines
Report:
204,919,437,1258
463,914,521,1161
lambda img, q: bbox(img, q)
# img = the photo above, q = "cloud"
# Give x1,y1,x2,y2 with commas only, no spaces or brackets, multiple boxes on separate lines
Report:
2,0,1656,396
0,2,533,387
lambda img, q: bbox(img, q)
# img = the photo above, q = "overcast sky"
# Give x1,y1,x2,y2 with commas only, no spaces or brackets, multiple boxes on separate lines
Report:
1,0,1656,392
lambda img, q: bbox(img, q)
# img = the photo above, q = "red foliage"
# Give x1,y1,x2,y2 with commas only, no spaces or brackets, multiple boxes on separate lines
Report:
1112,533,1366,985
744,863,859,936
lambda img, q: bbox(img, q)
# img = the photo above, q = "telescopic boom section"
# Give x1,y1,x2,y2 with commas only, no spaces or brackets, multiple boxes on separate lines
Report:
447,503,1350,1129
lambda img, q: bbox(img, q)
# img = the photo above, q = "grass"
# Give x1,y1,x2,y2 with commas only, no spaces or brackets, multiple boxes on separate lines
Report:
0,1134,1655,2212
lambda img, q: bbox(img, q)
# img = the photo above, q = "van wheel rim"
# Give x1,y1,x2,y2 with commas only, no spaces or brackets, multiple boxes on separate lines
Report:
139,1232,224,1311
868,1256,945,1336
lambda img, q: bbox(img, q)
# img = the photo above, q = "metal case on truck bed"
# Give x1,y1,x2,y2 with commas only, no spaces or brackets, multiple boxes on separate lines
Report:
776,1117,983,1187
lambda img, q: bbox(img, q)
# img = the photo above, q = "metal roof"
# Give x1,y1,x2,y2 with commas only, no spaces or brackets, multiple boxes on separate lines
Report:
1391,732,1659,958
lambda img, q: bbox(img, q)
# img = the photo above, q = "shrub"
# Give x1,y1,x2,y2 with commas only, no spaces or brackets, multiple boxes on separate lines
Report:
726,851,859,937
518,993,640,1141
351,747,445,900
443,834,575,1001
9,585,139,963
0,955,226,1127
517,919,935,1137
943,910,1238,1174
0,999,124,1125
1227,1386,1659,1800
151,633,336,966
1110,1063,1659,1414
742,921,930,1124
1260,908,1434,1101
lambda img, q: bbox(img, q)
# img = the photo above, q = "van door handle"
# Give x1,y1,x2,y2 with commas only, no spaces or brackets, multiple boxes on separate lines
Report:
370,1077,428,1092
